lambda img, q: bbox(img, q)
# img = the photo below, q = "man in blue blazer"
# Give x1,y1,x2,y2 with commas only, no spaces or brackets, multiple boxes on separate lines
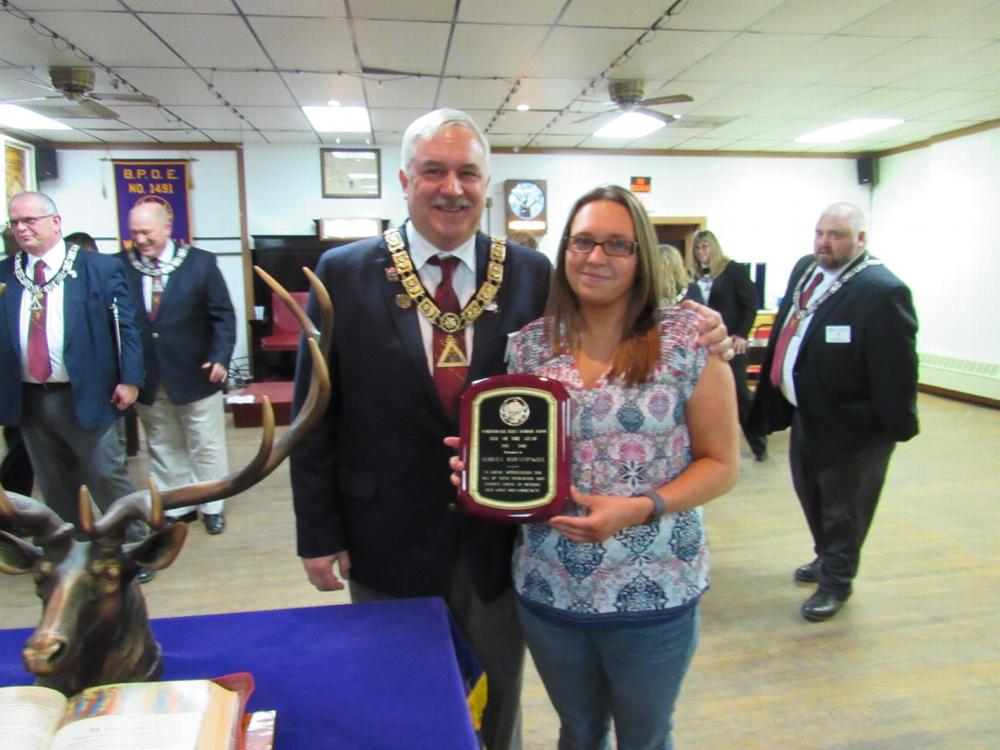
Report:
0,192,143,532
751,202,918,622
290,109,733,750
120,202,236,534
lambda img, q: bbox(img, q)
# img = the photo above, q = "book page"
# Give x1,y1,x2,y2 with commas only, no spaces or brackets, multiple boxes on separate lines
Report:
0,685,67,750
49,680,239,750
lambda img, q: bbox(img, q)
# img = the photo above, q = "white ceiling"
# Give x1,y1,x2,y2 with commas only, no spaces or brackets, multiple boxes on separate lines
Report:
1,0,998,154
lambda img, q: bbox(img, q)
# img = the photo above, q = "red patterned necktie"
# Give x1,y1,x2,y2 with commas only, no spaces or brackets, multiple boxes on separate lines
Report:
426,255,468,425
27,260,52,383
149,258,163,321
768,271,824,388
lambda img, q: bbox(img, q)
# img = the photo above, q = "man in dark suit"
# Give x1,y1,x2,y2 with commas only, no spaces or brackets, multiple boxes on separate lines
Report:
750,202,918,622
290,109,732,750
121,202,235,534
0,192,144,536
689,230,768,460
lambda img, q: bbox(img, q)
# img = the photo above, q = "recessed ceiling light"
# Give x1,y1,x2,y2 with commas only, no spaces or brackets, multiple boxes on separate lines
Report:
795,118,904,144
516,104,530,112
594,112,666,139
0,104,71,131
327,99,341,107
303,105,371,133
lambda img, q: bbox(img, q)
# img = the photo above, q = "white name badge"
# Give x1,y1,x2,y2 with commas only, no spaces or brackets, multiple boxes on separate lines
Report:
825,325,851,344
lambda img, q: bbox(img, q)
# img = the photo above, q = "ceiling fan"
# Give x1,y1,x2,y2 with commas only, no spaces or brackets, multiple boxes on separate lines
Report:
575,80,693,125
12,66,158,119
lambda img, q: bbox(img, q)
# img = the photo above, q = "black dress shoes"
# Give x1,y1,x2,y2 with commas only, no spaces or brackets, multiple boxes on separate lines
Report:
794,559,819,583
753,449,769,462
801,588,847,622
136,567,156,584
203,513,226,535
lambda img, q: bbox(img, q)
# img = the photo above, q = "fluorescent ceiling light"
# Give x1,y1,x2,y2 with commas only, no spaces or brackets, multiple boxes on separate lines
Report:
795,118,904,144
303,106,371,133
0,104,72,131
594,112,666,139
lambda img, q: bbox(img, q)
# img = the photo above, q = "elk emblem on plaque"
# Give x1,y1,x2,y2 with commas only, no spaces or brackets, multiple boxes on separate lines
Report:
457,374,571,523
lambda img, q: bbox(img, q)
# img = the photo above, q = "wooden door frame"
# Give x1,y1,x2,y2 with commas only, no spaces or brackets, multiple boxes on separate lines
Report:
650,216,706,263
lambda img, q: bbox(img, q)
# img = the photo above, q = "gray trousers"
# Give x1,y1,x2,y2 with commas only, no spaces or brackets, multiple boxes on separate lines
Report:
350,560,525,750
20,383,137,533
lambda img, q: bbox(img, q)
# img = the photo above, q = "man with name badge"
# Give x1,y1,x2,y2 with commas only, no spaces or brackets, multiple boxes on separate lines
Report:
750,202,919,622
289,109,733,750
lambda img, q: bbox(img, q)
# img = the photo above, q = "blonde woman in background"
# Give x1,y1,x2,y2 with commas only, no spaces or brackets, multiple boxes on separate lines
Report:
687,230,768,460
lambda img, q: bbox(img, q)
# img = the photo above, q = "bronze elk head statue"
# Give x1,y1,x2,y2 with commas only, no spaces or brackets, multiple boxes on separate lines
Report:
0,267,331,696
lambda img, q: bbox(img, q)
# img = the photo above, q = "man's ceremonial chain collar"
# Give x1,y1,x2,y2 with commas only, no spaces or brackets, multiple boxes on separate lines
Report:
126,244,189,277
14,245,80,311
384,227,505,334
791,252,882,322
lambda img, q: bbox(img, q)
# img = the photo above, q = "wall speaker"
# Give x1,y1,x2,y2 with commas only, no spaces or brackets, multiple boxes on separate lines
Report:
36,147,58,181
856,156,877,186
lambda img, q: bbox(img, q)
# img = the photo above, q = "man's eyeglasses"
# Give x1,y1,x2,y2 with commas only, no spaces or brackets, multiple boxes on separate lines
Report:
566,235,638,257
6,214,54,230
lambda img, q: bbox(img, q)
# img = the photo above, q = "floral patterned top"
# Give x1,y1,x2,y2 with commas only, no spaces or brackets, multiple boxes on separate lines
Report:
509,307,709,626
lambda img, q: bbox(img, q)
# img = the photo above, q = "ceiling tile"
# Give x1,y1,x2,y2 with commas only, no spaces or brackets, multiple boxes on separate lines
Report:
666,0,785,31
113,106,194,129
363,77,438,109
458,0,565,24
892,42,1000,90
354,20,451,76
349,0,455,22
925,1,1000,39
831,37,990,87
877,89,997,119
254,130,322,144
139,14,270,68
678,32,821,81
165,105,247,129
610,29,737,82
511,78,594,112
437,79,513,111
128,0,234,11
523,27,643,78
249,17,356,71
20,11,179,67
209,72,296,106
813,87,929,119
558,0,675,28
369,108,435,134
751,35,906,84
238,106,313,130
115,68,218,106
757,84,871,116
237,0,347,16
839,0,994,37
749,0,890,33
284,73,366,107
928,93,1000,120
446,24,548,78
688,83,804,117
528,134,588,148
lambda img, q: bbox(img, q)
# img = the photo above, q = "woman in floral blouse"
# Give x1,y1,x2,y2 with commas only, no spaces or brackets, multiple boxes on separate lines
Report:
497,185,737,749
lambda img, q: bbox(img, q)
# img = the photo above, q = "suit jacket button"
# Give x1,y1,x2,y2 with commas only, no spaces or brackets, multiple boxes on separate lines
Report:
447,502,457,512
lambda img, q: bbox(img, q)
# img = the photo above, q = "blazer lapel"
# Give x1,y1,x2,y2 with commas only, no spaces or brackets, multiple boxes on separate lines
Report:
469,233,502,382
374,239,441,412
3,261,24,358
62,249,86,351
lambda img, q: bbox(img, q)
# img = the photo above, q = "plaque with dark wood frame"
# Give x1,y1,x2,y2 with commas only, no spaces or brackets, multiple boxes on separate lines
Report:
458,374,571,523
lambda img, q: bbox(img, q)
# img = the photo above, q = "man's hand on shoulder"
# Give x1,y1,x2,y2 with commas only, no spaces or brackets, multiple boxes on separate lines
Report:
680,300,735,361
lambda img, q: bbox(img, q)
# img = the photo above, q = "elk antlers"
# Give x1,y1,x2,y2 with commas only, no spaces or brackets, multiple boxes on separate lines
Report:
0,267,332,540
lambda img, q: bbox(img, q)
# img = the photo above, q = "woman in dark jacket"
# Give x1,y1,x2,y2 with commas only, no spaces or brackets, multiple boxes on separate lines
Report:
687,230,768,460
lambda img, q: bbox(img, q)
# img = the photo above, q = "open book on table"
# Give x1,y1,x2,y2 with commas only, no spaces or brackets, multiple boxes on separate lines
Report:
0,672,264,750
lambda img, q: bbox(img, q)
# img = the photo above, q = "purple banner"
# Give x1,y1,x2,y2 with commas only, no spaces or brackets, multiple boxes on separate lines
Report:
113,160,191,249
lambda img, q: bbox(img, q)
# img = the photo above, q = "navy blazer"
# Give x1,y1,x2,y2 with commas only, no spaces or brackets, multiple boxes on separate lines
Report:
290,230,552,601
704,260,758,339
750,253,919,467
0,244,143,430
119,246,236,406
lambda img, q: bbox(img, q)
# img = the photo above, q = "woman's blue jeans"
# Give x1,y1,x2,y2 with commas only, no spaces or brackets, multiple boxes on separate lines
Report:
518,601,699,750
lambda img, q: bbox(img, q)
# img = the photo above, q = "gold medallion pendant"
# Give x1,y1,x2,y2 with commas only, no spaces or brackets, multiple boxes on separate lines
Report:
437,335,469,367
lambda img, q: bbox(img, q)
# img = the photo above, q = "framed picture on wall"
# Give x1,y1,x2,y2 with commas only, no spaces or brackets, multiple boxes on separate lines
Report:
320,148,381,198
4,139,34,209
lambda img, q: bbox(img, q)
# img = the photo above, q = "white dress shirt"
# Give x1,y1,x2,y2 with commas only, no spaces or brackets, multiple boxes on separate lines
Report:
19,242,69,383
778,266,841,406
404,224,477,374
